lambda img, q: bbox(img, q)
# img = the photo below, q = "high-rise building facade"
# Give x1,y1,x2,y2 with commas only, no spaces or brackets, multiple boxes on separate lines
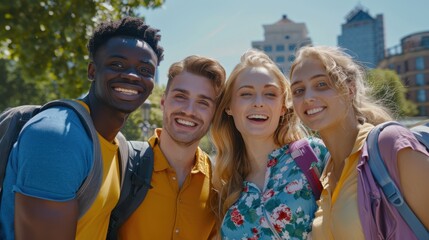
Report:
337,5,385,68
251,15,312,74
378,31,429,116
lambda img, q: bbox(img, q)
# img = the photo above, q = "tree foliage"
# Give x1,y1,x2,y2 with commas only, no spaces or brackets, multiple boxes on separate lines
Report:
121,84,165,140
0,0,164,111
367,69,418,117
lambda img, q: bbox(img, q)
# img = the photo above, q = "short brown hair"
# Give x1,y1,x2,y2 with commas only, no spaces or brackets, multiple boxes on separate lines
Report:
166,55,226,100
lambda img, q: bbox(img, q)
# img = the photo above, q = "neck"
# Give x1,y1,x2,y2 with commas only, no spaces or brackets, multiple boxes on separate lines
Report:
243,137,279,189
83,93,128,142
319,116,360,179
158,129,200,185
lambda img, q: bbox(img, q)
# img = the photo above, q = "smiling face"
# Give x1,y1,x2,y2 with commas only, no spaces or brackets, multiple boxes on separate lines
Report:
88,36,158,113
161,71,217,146
226,67,285,142
290,56,352,133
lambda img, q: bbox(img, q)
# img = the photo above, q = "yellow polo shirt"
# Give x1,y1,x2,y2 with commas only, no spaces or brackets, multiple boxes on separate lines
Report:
118,129,216,240
311,123,373,239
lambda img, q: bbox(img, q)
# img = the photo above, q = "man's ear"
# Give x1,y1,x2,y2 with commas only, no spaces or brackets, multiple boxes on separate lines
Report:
87,62,95,81
160,93,166,111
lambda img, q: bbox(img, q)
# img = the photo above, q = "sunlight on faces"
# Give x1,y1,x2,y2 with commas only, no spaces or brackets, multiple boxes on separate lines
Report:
227,67,286,141
290,57,352,133
161,71,217,146
92,37,157,113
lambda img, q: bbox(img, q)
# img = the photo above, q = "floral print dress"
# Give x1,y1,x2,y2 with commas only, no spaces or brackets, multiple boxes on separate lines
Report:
221,137,328,240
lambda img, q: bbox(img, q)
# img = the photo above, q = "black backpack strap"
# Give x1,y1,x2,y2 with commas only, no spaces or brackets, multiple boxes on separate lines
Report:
107,141,154,240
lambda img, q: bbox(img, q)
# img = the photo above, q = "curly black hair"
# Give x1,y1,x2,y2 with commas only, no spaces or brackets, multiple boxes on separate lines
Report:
87,16,164,65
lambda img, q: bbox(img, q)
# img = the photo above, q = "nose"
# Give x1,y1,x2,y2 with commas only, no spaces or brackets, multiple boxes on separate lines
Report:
303,89,316,104
121,68,141,81
253,94,264,108
181,101,196,115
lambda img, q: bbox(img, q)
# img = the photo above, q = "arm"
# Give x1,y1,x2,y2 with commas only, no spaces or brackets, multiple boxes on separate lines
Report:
397,148,429,229
15,194,78,240
12,108,92,239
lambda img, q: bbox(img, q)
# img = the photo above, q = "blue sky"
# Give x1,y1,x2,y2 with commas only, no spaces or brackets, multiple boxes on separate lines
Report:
141,0,428,86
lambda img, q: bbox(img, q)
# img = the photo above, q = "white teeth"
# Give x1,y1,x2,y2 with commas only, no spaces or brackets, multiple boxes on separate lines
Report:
176,118,196,127
248,114,268,120
115,87,138,95
306,107,323,115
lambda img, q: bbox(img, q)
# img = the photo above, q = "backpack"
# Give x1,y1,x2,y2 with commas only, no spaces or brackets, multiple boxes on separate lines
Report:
0,99,128,218
289,138,324,200
366,121,429,239
106,141,154,240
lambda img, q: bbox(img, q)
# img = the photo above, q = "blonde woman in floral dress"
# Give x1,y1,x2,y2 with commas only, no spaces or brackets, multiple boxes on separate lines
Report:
211,49,328,239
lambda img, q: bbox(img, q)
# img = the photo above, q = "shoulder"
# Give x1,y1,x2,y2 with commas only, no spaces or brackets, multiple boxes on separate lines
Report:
19,106,91,150
378,123,423,152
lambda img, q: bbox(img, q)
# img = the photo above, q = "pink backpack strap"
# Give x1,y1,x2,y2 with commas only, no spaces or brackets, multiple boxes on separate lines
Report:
290,139,323,200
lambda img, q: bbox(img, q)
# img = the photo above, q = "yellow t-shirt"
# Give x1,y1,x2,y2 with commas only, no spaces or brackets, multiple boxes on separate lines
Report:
311,123,373,239
118,129,216,240
75,101,121,239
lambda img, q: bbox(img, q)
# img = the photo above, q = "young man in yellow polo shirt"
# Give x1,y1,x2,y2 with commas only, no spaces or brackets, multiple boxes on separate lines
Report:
118,55,226,239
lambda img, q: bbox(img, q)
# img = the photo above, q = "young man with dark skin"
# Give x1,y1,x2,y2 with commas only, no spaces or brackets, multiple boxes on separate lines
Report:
118,56,226,240
0,17,163,240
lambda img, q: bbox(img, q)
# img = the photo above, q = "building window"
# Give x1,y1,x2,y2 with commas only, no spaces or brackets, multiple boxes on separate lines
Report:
264,45,272,52
284,35,290,40
416,74,425,86
422,36,429,48
416,57,425,70
288,44,296,51
276,45,285,52
404,60,408,72
417,89,426,102
396,65,401,74
276,56,285,63
288,55,296,62
404,77,410,87
253,45,261,50
388,64,394,70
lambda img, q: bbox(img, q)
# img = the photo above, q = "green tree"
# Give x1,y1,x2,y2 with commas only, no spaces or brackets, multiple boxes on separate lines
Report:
121,84,165,140
367,69,418,117
0,0,164,110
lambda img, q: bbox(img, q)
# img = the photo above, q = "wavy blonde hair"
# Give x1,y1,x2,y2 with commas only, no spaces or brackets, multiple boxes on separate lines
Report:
211,49,307,223
289,46,393,125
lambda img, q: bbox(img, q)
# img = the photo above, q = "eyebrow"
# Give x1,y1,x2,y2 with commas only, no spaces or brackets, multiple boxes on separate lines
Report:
171,88,215,103
108,54,156,68
290,74,326,88
238,83,280,90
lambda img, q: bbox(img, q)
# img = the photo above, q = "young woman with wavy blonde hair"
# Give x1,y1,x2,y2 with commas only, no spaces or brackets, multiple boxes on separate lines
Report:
211,49,328,239
290,45,429,239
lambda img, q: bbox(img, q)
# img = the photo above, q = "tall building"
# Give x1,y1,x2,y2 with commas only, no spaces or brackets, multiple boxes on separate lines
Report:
252,15,312,74
378,31,429,116
337,5,385,68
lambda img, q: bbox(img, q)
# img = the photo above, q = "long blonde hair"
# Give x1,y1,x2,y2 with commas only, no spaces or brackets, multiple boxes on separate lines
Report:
290,46,393,125
211,49,306,222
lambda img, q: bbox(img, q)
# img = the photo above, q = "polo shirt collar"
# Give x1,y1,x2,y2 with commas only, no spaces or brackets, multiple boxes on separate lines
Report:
148,128,211,177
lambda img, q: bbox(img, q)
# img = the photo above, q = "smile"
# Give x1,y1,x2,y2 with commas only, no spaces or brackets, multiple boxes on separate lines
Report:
306,107,324,115
176,118,196,127
247,114,268,120
114,87,138,95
